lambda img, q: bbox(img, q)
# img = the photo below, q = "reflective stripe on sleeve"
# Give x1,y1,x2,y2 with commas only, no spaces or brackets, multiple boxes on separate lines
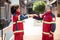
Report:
13,30,24,33
13,21,23,24
43,21,55,24
42,32,50,35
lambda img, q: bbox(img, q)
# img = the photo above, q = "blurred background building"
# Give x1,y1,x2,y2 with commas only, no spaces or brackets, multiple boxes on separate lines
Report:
0,0,60,40
0,0,11,28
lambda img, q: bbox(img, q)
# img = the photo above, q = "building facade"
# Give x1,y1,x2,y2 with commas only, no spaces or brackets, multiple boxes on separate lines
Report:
57,0,60,17
0,0,11,28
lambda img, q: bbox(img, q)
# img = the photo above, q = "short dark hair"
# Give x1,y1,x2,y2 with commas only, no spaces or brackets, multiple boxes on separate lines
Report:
11,6,16,14
11,5,19,15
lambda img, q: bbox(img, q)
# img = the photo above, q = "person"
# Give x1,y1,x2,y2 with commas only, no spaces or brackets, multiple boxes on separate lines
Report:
42,5,56,40
33,5,56,40
11,6,24,40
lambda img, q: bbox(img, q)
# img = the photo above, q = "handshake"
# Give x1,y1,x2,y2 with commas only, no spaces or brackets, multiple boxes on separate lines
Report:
20,14,43,20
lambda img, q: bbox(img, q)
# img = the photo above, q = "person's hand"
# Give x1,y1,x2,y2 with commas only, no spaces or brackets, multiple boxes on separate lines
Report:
39,14,43,18
33,14,38,16
49,31,53,37
49,34,52,37
50,31,54,34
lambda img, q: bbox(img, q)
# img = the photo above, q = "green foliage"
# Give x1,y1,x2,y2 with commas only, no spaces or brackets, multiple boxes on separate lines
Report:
33,1,46,13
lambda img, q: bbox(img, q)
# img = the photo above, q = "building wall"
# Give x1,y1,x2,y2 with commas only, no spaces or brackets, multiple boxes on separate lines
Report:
1,7,5,19
57,0,60,17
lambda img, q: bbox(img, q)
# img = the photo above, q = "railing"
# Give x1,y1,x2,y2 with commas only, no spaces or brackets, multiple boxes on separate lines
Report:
50,0,56,5
3,23,14,40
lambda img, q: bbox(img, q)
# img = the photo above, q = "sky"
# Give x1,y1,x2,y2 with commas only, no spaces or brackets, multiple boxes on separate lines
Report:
10,0,19,5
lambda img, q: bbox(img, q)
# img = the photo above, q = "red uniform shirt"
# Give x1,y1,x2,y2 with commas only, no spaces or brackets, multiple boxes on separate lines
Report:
12,11,24,32
42,11,54,33
13,12,19,31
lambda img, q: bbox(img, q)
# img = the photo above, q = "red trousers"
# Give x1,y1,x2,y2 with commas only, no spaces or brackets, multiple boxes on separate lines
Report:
14,32,24,40
42,33,54,40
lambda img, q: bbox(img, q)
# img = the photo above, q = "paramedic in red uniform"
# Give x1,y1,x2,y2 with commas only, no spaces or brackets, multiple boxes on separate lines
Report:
33,5,56,40
42,5,56,40
11,6,24,40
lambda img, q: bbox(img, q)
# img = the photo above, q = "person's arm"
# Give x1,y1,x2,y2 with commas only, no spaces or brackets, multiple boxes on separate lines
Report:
33,14,43,20
18,14,28,21
51,17,56,33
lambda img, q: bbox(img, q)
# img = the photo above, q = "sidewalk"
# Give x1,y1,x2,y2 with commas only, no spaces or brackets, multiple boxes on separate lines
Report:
54,17,60,40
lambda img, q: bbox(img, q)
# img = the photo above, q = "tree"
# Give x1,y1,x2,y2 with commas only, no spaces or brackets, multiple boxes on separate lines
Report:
32,1,46,14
